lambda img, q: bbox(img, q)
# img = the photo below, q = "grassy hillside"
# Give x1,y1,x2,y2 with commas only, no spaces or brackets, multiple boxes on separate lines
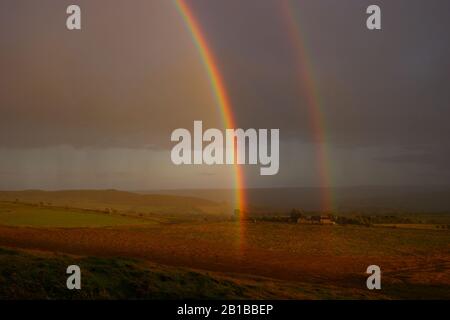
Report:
0,247,384,300
0,202,156,228
2,245,448,300
0,190,231,216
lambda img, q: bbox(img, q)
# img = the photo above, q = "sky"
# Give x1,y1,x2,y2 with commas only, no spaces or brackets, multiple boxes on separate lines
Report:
1,0,450,190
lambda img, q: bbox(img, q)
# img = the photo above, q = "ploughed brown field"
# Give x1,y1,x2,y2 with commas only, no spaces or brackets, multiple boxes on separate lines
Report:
0,193,449,299
1,221,450,299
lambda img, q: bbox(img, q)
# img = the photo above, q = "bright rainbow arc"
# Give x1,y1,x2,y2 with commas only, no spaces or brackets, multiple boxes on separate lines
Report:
282,0,334,212
174,0,247,222
174,0,332,217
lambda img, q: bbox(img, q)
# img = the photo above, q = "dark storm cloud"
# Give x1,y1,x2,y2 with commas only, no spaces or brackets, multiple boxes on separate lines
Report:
0,0,223,149
377,148,450,167
2,0,449,150
1,0,450,188
188,0,450,151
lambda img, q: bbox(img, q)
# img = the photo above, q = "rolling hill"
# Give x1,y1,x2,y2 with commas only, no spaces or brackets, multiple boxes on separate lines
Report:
142,186,450,213
0,190,231,216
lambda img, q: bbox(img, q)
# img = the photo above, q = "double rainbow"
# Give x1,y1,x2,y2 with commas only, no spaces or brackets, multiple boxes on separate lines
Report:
174,0,333,218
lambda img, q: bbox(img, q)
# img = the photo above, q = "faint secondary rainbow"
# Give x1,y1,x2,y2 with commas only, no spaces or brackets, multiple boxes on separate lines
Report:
282,0,334,212
174,0,247,221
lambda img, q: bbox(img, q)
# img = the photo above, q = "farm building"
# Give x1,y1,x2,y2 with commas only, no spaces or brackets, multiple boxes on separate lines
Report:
297,215,336,225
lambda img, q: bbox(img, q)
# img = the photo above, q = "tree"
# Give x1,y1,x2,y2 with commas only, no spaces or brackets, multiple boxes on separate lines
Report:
290,209,304,221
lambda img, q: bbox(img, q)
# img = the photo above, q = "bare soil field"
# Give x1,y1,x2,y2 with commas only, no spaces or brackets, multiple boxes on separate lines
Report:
0,221,449,299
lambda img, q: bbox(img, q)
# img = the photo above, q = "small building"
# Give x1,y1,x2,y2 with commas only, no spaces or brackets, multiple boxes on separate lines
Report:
297,217,313,224
319,215,335,225
297,215,335,225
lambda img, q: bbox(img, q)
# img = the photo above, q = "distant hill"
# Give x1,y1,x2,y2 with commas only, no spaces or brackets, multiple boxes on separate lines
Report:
0,190,231,216
3,186,450,216
141,186,450,213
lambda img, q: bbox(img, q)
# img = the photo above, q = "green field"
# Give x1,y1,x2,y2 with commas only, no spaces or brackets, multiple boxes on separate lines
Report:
0,190,230,216
0,202,154,228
